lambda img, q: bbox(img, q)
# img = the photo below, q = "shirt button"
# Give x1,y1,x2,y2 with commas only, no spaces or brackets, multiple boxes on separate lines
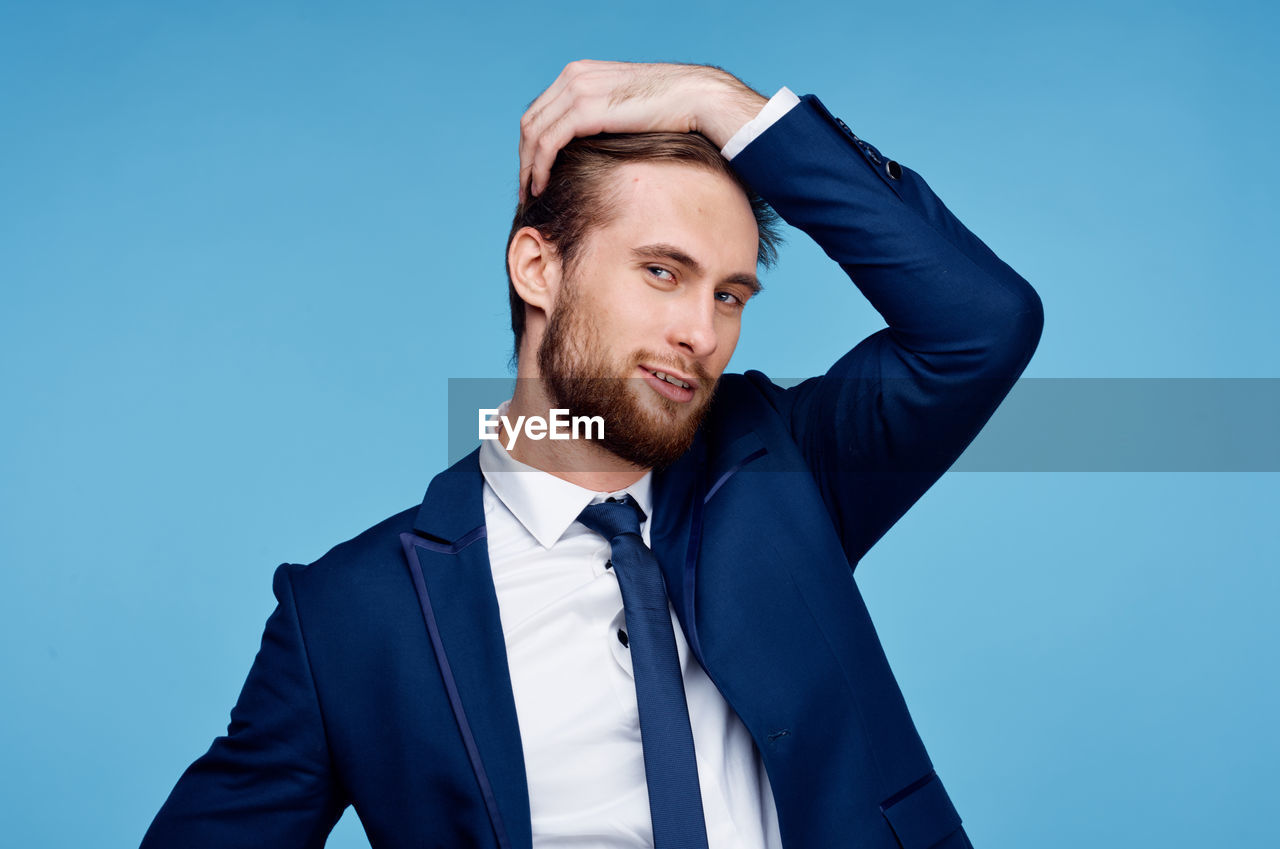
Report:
605,559,612,570
617,629,629,648
886,160,902,179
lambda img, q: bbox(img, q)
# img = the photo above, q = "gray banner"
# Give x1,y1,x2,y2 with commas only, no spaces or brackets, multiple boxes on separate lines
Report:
446,377,1280,472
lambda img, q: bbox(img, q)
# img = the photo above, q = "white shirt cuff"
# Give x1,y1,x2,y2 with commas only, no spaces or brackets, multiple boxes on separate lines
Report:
720,86,801,160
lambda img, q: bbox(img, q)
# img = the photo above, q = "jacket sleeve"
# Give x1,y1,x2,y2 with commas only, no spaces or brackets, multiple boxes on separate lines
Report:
729,94,1044,567
140,563,347,848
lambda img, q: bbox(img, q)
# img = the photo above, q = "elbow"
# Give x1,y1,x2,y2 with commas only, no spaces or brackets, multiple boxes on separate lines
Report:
983,275,1045,380
1010,281,1045,360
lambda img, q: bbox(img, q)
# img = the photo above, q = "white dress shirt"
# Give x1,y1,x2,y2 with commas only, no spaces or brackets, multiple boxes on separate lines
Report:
480,86,800,848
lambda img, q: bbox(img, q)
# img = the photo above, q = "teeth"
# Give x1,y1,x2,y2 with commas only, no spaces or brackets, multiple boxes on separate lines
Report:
653,371,690,389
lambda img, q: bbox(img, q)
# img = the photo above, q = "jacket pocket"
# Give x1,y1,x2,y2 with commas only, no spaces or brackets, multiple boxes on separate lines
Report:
879,770,964,849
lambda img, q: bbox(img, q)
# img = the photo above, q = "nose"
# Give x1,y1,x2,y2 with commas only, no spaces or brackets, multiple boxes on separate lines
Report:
667,291,719,359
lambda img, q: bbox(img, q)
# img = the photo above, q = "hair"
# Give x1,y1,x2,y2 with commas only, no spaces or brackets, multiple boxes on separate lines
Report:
505,132,783,360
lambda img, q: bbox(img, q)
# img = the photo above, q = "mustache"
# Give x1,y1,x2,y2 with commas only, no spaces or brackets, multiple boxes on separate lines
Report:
631,351,713,383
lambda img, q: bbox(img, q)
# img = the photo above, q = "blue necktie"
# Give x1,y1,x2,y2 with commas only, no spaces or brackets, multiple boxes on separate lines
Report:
577,496,710,849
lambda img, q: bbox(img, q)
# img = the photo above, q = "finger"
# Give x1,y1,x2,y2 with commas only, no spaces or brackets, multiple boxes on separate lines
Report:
518,61,595,195
525,59,597,119
528,114,576,198
519,90,574,197
518,80,566,174
522,61,677,196
521,82,607,195
524,67,635,195
529,94,617,197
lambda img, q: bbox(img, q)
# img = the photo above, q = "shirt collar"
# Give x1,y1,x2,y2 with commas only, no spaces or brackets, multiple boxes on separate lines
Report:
478,400,653,549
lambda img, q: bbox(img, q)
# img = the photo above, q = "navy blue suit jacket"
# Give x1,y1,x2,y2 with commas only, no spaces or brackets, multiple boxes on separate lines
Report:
142,94,1043,849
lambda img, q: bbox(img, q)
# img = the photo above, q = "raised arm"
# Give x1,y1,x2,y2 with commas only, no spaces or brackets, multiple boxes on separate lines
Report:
518,60,1044,568
729,93,1044,566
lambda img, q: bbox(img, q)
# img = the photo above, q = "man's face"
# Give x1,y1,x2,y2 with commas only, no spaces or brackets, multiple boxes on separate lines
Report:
536,161,761,469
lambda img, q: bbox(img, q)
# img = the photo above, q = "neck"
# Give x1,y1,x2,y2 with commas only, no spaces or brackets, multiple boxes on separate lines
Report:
503,383,649,493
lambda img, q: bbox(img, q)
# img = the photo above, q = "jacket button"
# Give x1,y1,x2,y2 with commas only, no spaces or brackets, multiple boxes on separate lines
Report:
617,629,629,648
886,160,902,179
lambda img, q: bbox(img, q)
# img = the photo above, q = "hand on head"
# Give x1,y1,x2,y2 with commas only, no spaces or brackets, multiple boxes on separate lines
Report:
518,60,766,202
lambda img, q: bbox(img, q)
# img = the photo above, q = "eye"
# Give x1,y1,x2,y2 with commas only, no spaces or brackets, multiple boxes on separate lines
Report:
715,290,746,308
646,265,675,282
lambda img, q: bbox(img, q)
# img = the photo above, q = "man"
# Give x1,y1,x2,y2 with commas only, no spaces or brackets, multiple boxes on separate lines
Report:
142,60,1042,849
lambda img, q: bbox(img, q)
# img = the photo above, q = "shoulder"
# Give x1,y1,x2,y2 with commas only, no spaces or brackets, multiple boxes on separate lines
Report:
277,503,420,604
713,369,783,411
707,369,816,436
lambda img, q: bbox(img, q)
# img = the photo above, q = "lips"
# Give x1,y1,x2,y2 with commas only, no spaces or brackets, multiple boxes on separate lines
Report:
638,365,697,403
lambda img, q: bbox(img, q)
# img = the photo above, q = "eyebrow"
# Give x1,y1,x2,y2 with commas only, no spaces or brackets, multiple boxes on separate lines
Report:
630,242,763,295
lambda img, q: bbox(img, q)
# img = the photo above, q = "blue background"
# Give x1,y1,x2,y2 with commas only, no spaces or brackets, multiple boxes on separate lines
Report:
2,1,1277,846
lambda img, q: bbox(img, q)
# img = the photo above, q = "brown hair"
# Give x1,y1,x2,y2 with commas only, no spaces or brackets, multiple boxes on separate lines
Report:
505,132,783,359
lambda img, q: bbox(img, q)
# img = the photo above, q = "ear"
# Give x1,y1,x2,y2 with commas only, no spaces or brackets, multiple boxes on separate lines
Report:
507,226,563,316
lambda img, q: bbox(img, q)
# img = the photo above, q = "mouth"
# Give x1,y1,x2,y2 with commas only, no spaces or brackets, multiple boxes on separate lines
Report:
637,364,697,403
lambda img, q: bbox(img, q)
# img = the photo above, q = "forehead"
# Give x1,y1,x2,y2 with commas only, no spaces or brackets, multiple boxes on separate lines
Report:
590,161,759,265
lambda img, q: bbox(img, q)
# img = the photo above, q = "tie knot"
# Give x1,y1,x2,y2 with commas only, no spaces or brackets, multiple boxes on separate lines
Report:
577,494,646,542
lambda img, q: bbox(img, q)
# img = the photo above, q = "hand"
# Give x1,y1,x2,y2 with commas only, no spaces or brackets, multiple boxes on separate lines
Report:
518,60,766,200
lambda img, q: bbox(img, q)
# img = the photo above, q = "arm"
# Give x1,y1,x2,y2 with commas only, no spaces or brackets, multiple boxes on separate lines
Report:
519,61,1043,567
140,564,346,848
730,94,1044,566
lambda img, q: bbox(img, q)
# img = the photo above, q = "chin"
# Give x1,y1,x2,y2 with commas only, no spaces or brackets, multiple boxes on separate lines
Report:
632,384,698,423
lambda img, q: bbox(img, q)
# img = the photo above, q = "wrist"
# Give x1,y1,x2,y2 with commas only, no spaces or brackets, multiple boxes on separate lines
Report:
690,71,767,149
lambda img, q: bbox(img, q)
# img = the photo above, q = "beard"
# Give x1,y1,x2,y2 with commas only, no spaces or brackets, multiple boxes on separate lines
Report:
536,282,716,471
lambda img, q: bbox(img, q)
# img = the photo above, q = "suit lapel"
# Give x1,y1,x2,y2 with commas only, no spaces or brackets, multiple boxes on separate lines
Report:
652,423,769,667
651,430,705,663
403,449,531,849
